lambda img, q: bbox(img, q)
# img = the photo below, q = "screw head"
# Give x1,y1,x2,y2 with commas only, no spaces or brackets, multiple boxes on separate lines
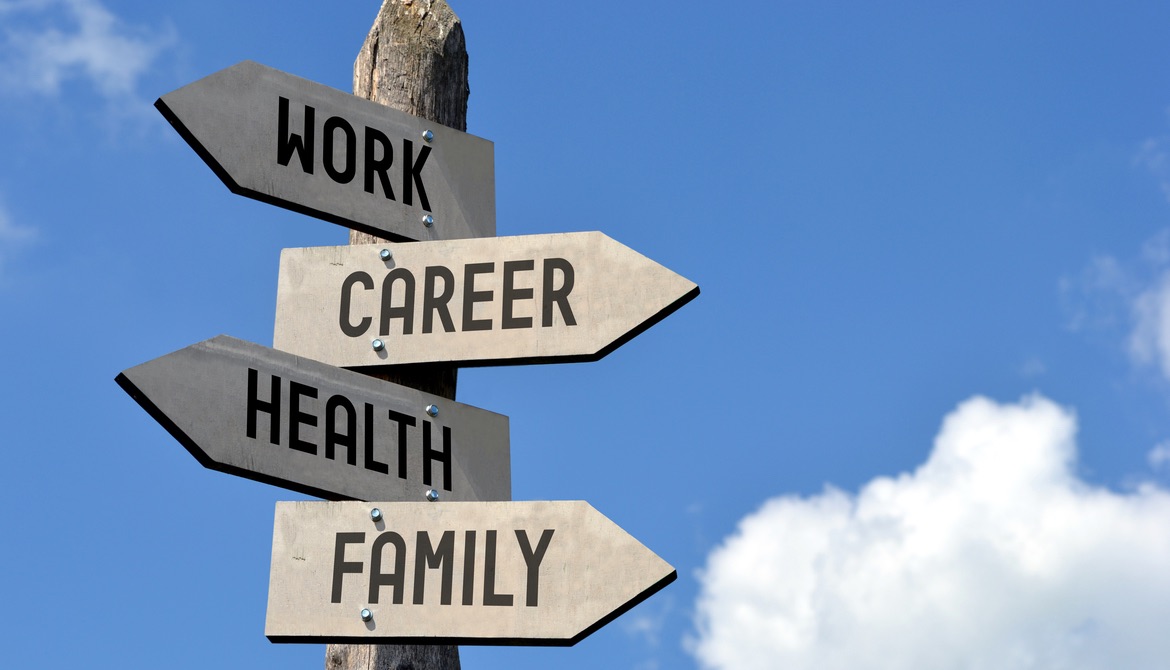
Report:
379,248,393,261
370,508,383,522
426,404,439,418
360,608,373,622
422,129,435,142
422,214,434,227
426,489,440,502
372,339,385,352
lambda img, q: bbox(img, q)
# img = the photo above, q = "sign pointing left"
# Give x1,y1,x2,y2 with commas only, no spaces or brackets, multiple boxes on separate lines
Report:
115,336,511,503
156,61,496,242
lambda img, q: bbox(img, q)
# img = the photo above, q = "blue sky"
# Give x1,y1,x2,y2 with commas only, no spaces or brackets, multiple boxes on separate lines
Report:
3,1,1170,668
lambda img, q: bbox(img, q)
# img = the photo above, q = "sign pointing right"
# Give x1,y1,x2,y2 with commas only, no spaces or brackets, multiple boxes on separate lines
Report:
265,500,676,645
274,232,699,368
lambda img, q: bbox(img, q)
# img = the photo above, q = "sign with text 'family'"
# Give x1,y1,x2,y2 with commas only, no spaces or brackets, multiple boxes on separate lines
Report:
273,232,700,368
115,336,510,502
156,61,495,242
265,500,675,645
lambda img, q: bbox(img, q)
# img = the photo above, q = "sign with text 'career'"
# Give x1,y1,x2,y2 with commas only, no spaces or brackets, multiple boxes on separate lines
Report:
156,61,495,242
273,232,700,368
115,336,510,503
265,500,675,645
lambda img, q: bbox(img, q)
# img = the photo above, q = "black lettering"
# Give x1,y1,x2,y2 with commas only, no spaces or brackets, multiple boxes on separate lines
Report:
246,368,280,445
502,260,535,329
482,530,514,606
462,530,477,606
380,268,416,336
340,271,374,337
402,139,431,211
386,409,416,479
422,266,456,334
331,532,365,603
423,422,453,492
322,116,357,184
363,126,395,199
542,258,577,327
369,532,407,605
515,529,554,607
277,97,314,174
364,403,388,474
288,381,318,455
413,531,455,605
324,395,357,466
462,262,494,332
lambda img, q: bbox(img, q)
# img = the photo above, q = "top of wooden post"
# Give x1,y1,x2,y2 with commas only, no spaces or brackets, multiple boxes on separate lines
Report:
346,0,467,397
354,0,469,132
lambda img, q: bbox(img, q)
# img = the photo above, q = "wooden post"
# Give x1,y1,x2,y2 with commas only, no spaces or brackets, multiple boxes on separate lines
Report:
326,1,468,668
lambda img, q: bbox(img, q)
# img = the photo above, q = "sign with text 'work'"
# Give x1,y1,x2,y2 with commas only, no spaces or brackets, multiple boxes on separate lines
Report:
265,500,675,645
156,60,495,242
115,336,510,503
273,232,699,368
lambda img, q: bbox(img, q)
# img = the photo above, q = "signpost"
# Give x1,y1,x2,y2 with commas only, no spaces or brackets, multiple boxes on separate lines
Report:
156,60,496,242
116,336,510,503
121,6,693,664
273,232,700,368
265,500,677,645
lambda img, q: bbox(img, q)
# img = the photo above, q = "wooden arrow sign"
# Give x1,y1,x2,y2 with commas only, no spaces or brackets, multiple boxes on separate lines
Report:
265,500,676,645
156,60,495,242
115,336,510,503
273,232,699,368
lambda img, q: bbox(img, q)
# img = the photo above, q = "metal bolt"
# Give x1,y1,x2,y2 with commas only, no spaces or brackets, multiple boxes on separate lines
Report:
379,248,393,261
360,608,373,622
422,214,434,228
372,339,385,352
426,489,440,502
426,404,439,418
370,508,383,522
422,129,434,142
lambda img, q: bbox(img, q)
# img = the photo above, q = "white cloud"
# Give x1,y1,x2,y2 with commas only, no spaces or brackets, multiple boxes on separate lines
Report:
623,595,672,647
0,202,35,243
1060,254,1132,332
0,199,35,278
1150,442,1170,471
690,395,1170,670
0,0,174,103
1135,135,1170,203
1128,271,1170,380
1061,230,1170,382
1019,356,1046,378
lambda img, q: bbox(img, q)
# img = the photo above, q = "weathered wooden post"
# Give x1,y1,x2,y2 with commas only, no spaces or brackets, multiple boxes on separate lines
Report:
127,0,688,662
326,1,468,668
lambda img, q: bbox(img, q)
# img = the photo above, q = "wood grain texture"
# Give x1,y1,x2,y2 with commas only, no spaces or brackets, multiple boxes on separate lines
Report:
346,0,467,400
327,643,461,670
328,0,468,667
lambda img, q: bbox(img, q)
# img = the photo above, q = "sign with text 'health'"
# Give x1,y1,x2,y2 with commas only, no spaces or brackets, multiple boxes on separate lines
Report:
273,232,700,368
156,61,495,242
115,336,510,503
266,500,676,645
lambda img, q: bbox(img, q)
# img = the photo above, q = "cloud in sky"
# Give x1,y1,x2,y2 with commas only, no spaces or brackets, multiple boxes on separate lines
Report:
0,0,174,102
690,395,1170,670
1061,230,1170,383
1129,268,1170,381
1150,442,1170,471
0,198,35,278
0,202,34,242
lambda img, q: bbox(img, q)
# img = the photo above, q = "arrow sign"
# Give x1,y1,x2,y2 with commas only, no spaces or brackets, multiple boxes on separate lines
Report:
115,336,510,503
273,232,699,368
156,60,495,242
265,500,676,645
